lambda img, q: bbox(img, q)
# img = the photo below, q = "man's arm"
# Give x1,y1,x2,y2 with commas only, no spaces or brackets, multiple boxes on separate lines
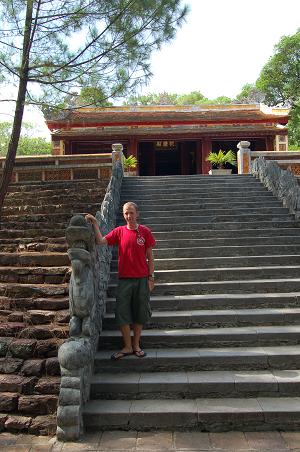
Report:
146,247,155,291
85,214,107,245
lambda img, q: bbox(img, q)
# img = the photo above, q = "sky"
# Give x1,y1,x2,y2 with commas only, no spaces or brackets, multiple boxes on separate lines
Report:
138,0,300,99
1,0,299,139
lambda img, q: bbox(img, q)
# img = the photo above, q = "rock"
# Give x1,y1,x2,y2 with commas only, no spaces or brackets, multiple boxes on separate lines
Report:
19,326,53,340
21,359,45,377
0,374,36,394
0,413,7,432
0,322,25,336
29,415,57,435
0,392,18,411
35,297,69,311
0,357,23,374
18,395,58,415
9,338,37,359
35,338,63,358
7,312,24,322
5,415,32,432
35,377,61,395
45,357,61,376
0,337,13,357
26,310,55,325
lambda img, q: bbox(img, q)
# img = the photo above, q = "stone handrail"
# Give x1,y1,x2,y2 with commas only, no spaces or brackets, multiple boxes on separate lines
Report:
56,157,123,440
252,157,300,219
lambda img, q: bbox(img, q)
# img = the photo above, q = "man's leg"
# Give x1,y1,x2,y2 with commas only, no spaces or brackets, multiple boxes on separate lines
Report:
132,323,143,351
120,324,133,352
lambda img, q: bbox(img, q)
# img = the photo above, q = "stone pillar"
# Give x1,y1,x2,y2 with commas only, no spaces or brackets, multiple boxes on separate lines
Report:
201,137,212,175
237,141,251,174
111,143,124,169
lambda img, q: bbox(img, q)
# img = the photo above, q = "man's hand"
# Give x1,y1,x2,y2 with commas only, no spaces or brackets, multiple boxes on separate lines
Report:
148,277,155,292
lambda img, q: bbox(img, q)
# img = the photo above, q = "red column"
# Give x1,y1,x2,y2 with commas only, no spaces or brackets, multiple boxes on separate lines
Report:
180,142,189,175
195,140,202,174
201,137,212,175
266,136,275,151
129,137,139,174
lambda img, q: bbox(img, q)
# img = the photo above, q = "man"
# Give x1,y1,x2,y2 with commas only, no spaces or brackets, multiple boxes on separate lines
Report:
85,202,155,359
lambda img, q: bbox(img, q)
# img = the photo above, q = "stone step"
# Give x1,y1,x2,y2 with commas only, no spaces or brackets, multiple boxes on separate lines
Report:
1,212,87,223
147,220,297,232
117,208,290,222
0,221,67,231
121,186,270,198
0,295,69,311
2,202,102,216
7,179,105,192
120,193,274,205
0,266,70,284
122,174,253,181
90,369,300,399
121,174,257,185
122,200,283,212
94,345,300,372
110,266,300,284
152,228,300,240
105,293,300,313
0,242,68,253
3,191,104,206
132,213,294,225
99,325,300,349
0,252,69,267
107,278,300,297
150,244,300,259
83,396,300,431
152,236,300,249
0,320,69,338
103,308,300,330
0,229,65,239
0,283,68,298
111,255,300,271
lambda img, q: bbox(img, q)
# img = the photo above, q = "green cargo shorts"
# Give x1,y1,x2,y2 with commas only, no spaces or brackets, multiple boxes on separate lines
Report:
115,277,151,326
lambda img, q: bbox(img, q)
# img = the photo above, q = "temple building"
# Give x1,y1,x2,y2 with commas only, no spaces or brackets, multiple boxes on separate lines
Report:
46,104,289,176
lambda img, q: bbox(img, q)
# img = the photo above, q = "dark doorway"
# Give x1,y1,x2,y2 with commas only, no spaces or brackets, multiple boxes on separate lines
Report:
155,148,180,175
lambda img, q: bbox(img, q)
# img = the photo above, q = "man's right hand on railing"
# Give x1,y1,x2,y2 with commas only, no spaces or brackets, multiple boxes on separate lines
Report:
85,214,108,245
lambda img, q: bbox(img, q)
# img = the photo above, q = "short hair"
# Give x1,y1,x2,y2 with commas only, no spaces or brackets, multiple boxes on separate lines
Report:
123,202,139,212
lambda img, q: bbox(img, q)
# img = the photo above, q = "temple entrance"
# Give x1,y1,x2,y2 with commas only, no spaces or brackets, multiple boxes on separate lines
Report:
138,141,197,176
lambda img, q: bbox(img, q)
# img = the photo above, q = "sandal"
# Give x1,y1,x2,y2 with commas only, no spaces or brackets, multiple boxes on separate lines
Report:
111,351,133,360
133,349,147,358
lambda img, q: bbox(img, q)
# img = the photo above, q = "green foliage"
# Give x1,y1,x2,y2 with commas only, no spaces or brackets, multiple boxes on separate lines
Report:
206,150,237,168
123,154,138,171
236,83,265,103
0,122,51,156
256,29,300,147
0,0,189,112
124,90,235,106
256,29,300,106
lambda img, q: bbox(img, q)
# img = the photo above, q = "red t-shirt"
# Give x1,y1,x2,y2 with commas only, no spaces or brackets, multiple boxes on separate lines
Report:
105,225,156,278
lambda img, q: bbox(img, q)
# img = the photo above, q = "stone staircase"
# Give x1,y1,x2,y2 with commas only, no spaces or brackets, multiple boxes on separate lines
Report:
0,179,107,434
84,174,300,432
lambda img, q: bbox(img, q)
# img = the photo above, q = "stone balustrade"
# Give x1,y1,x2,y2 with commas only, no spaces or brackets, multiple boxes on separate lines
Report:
0,154,113,183
56,155,123,441
252,157,300,219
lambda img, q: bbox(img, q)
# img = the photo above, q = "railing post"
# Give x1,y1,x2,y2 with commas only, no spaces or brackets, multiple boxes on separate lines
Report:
112,143,124,170
237,141,251,174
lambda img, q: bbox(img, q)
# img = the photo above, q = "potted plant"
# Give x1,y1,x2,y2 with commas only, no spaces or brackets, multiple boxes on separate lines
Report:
206,150,237,175
123,154,138,176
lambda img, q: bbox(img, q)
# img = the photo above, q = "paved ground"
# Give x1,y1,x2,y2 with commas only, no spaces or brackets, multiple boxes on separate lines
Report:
2,430,300,451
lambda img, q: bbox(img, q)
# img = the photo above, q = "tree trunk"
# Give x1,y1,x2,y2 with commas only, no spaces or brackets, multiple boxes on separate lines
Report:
0,0,33,215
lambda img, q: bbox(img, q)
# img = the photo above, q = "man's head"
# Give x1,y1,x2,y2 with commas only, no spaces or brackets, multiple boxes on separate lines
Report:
123,202,139,227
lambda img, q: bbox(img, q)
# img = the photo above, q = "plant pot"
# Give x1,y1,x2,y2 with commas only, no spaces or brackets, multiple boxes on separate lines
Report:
208,169,232,175
124,170,137,177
